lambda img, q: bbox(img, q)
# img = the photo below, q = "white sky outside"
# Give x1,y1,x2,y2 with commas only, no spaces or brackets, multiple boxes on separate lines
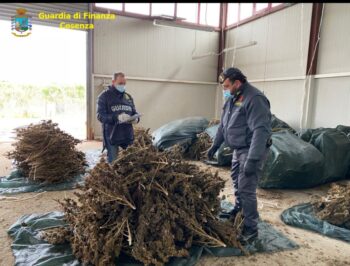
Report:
272,3,282,7
256,3,269,11
227,3,239,25
199,3,220,27
240,3,253,20
95,3,209,24
152,3,174,17
177,3,198,23
95,3,123,11
0,19,86,86
89,3,282,27
125,3,149,15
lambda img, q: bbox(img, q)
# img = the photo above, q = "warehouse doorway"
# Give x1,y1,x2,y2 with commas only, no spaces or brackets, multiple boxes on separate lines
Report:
0,19,87,142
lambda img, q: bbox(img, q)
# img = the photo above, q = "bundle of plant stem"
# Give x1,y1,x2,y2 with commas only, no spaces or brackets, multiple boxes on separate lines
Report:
184,119,220,161
313,183,350,229
7,120,86,183
43,128,243,266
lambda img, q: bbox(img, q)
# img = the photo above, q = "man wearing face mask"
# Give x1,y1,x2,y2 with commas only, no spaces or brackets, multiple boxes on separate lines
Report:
97,72,140,163
207,67,272,243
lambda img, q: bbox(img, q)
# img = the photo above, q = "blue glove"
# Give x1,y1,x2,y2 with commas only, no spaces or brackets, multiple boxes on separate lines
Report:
207,145,219,160
244,159,259,177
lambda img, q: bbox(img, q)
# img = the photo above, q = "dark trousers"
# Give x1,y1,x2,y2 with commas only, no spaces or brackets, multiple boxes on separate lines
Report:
105,137,119,164
230,147,269,231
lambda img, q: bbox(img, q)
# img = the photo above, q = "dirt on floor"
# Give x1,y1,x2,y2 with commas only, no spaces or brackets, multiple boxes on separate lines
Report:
1,141,350,266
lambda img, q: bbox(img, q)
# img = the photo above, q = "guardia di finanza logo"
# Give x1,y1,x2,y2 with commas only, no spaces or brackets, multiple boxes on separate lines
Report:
11,8,32,37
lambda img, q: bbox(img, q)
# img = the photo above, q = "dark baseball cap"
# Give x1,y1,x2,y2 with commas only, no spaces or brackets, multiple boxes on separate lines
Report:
219,67,247,84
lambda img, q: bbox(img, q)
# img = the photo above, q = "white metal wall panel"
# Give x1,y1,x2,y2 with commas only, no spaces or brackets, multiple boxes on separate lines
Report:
309,4,350,128
216,4,312,129
253,80,305,130
0,3,89,26
93,16,219,82
215,80,305,130
92,77,217,139
317,3,350,74
224,3,312,79
91,15,219,138
311,77,350,128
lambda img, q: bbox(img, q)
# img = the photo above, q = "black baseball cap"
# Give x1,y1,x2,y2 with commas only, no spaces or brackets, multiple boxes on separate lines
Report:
219,67,247,84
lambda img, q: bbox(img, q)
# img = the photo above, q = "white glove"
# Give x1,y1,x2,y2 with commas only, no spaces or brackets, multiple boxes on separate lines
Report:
117,113,131,123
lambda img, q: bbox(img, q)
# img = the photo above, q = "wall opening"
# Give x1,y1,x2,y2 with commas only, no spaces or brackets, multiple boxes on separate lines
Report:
0,20,87,142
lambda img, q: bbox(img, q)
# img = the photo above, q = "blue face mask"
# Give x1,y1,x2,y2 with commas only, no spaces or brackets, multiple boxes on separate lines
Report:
115,85,126,93
223,90,232,100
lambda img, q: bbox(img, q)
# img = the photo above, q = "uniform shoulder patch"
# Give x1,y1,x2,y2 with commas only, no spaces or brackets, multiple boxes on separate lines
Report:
124,92,133,102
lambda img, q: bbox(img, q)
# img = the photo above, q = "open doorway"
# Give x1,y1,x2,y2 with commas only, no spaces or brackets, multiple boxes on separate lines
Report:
0,20,87,142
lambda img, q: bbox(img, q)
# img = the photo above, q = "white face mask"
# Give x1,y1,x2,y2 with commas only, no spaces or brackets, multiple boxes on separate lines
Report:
223,90,232,100
115,85,126,93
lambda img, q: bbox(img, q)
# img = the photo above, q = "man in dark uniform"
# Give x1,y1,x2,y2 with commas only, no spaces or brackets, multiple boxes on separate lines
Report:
208,67,272,243
97,72,140,163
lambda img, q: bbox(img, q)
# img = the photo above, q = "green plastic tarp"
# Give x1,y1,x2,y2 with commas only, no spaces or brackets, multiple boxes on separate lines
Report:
307,128,350,183
336,125,350,136
0,149,100,195
7,201,298,266
259,130,325,189
298,128,314,143
281,203,350,243
271,114,296,134
203,115,297,167
152,117,209,151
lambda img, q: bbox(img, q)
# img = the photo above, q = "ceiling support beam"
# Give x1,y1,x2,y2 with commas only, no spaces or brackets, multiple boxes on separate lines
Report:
217,3,228,81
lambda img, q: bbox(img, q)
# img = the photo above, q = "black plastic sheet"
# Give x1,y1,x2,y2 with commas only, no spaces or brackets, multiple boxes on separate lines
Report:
7,201,298,266
299,128,350,183
336,125,350,136
204,115,297,167
152,117,209,151
271,114,296,134
308,128,350,183
281,203,350,243
259,130,325,189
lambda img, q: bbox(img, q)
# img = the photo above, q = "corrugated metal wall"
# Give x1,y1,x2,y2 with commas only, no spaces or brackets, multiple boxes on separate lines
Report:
317,4,350,74
311,4,350,128
92,16,219,139
222,4,313,129
93,16,218,81
5,3,348,136
312,77,350,128
0,3,89,26
92,78,218,139
224,4,312,79
223,3,350,129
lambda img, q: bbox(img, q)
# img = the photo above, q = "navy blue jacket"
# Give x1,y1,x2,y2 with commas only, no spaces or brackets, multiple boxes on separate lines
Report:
97,85,138,149
213,82,272,161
